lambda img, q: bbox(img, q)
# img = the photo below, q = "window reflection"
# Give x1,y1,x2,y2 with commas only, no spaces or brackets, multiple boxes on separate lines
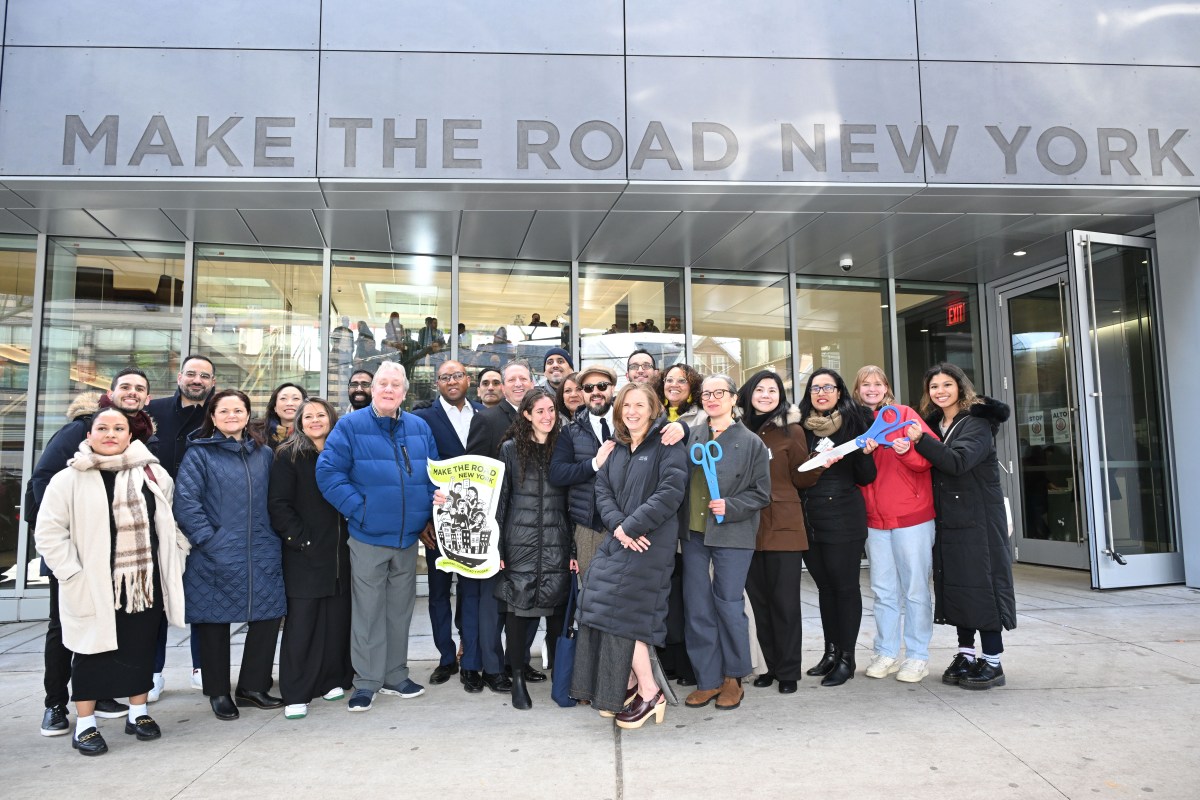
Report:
329,251,451,410
579,264,684,381
192,244,321,413
896,282,981,405
795,277,889,387
0,236,36,590
692,271,792,390
458,259,570,376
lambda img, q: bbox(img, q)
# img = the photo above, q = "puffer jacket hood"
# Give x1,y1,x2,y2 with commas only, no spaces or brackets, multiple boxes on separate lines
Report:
924,396,1011,435
66,392,101,421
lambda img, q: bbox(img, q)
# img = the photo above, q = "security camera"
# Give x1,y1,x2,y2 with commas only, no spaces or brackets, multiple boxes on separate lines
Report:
839,256,853,272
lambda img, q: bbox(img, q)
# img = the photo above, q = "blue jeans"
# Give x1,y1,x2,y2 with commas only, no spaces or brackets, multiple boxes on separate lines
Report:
681,535,754,691
866,520,936,662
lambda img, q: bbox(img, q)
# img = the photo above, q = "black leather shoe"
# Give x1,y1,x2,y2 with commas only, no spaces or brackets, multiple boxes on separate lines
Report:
752,673,775,688
807,643,838,677
41,704,70,737
820,650,855,687
960,660,1005,690
124,714,162,741
942,653,974,685
72,726,108,756
778,680,798,694
675,673,697,687
522,664,547,683
430,663,459,685
461,669,484,693
482,672,513,693
94,698,129,719
235,688,284,709
209,695,240,720
511,672,532,710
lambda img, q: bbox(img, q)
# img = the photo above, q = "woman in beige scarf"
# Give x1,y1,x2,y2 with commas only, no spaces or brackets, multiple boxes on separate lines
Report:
35,408,188,757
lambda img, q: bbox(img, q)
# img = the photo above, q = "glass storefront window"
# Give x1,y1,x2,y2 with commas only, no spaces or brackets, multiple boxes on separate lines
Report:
795,277,889,388
896,281,982,405
579,264,684,380
459,258,570,379
692,271,792,390
192,244,322,414
328,251,452,410
0,235,37,590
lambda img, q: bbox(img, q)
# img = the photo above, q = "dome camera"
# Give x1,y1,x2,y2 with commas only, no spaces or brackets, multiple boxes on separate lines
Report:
839,256,853,272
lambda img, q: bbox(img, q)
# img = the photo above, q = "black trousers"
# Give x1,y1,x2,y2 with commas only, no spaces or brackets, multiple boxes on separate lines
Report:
802,539,865,653
280,592,353,705
746,550,805,680
43,574,73,708
656,551,695,682
957,627,1004,656
505,611,564,673
194,618,282,697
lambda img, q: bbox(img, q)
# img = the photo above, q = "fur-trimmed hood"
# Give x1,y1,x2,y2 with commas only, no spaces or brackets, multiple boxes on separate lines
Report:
65,392,102,421
761,404,802,430
924,395,1011,434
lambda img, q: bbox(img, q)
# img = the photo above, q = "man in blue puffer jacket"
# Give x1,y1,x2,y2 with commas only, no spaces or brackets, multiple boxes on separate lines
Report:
316,361,439,712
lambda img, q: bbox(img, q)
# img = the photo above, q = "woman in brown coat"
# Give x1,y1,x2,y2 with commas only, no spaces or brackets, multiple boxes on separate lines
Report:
736,370,820,693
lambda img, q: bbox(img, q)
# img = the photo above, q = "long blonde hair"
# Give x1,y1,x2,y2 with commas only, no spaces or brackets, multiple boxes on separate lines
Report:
852,365,896,407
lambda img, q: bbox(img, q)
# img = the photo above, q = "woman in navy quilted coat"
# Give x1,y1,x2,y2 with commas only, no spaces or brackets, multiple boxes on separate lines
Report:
175,389,286,721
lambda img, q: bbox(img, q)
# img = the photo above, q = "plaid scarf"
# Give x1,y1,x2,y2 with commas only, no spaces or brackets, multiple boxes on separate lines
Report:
69,439,160,614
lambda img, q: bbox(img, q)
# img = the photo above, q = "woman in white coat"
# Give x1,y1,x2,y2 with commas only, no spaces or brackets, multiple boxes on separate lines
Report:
35,408,189,756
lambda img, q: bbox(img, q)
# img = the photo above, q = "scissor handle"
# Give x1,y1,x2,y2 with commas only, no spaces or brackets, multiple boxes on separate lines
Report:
858,404,911,448
689,440,723,465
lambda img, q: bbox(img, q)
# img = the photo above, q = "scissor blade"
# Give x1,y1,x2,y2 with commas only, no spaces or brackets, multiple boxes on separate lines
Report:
798,439,860,472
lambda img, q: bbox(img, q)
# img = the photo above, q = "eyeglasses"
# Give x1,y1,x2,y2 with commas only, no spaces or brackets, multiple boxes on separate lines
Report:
663,377,689,386
628,362,655,372
810,385,839,395
348,381,372,389
581,381,612,393
183,371,214,380
437,372,467,382
700,389,731,401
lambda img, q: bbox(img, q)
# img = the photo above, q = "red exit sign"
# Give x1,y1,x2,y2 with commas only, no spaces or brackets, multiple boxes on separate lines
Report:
947,301,966,326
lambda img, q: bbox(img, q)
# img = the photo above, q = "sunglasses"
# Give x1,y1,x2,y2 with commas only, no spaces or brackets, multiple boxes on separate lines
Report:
581,381,612,393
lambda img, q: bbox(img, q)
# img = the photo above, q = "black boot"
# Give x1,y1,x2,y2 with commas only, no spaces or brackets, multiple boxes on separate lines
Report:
806,643,838,677
821,649,855,687
511,670,532,710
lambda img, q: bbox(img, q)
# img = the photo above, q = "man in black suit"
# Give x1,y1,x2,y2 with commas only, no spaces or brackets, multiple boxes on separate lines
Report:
413,360,486,693
463,361,536,693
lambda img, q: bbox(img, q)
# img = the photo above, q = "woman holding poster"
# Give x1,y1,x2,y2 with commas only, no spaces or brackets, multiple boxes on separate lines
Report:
572,383,689,729
494,388,575,711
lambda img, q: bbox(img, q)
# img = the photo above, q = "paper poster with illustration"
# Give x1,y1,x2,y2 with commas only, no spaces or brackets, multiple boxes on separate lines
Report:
427,455,505,579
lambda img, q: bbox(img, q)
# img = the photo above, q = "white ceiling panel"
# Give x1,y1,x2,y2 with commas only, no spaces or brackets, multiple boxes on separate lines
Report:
692,212,820,271
578,211,679,264
519,210,608,262
387,211,460,255
458,211,535,259
637,211,750,266
8,208,113,238
315,209,391,253
240,210,325,249
163,210,256,244
86,209,185,242
0,209,37,234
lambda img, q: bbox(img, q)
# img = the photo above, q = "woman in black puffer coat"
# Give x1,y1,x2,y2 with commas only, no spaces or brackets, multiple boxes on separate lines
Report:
907,362,1016,691
494,389,575,711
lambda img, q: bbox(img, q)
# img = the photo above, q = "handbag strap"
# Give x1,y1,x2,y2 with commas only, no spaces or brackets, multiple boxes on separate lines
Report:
562,575,579,632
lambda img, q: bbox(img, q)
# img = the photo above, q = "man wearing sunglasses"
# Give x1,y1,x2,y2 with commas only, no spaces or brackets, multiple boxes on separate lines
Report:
549,365,618,579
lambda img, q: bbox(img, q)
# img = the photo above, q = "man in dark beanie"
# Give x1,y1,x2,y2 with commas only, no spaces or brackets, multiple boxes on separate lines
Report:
540,346,573,392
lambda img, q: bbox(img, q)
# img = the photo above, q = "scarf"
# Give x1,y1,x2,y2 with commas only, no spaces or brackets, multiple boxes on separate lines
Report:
802,409,842,438
69,439,160,615
743,406,772,433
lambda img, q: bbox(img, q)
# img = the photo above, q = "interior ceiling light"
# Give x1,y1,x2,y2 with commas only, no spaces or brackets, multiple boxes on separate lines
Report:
920,328,929,333
1013,250,1027,256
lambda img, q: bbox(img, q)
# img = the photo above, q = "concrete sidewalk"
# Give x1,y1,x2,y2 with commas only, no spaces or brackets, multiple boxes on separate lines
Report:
2,564,1199,799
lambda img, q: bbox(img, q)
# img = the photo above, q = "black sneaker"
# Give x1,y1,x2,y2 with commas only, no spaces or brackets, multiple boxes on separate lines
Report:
960,659,1006,690
72,726,108,756
94,699,129,719
941,653,974,685
40,705,70,737
124,714,162,741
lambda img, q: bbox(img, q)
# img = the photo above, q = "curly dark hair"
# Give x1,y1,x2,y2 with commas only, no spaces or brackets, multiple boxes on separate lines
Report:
501,388,560,480
655,362,703,416
797,368,871,438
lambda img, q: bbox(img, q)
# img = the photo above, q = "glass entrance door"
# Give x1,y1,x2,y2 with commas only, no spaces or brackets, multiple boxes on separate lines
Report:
1070,232,1183,588
998,274,1090,570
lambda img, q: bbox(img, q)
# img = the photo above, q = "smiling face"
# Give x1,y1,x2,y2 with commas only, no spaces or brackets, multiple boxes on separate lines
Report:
299,402,331,442
561,378,585,414
437,361,470,405
543,354,570,388
751,379,781,415
372,370,407,416
109,374,150,412
477,371,503,406
701,377,736,421
502,364,533,406
177,358,216,403
809,373,840,411
927,372,960,412
525,396,558,441
856,371,890,410
273,386,304,425
662,366,691,409
348,371,373,409
580,373,615,415
620,388,653,439
212,395,250,439
87,409,132,456
626,354,658,386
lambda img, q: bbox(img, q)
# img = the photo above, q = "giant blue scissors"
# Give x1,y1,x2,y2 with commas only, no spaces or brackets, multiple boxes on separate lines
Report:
689,439,724,523
799,404,912,472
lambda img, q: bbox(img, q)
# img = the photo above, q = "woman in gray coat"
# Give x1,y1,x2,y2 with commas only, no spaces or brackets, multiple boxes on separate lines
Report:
572,384,688,729
681,375,772,712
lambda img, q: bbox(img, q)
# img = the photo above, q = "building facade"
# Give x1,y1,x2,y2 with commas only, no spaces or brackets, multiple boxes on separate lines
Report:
2,1,1200,619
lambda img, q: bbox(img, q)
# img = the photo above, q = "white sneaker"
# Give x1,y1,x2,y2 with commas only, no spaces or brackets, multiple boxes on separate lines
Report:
865,654,900,679
322,687,345,701
896,659,929,683
284,703,308,719
147,672,165,703
191,668,203,690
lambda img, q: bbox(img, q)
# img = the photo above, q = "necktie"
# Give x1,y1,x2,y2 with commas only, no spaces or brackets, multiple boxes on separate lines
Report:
599,416,611,442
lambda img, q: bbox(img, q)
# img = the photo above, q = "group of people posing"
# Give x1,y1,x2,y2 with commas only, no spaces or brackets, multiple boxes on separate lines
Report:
31,345,1016,754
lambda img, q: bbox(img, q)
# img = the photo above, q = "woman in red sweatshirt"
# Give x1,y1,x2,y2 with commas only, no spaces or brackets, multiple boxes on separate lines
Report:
853,366,937,684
